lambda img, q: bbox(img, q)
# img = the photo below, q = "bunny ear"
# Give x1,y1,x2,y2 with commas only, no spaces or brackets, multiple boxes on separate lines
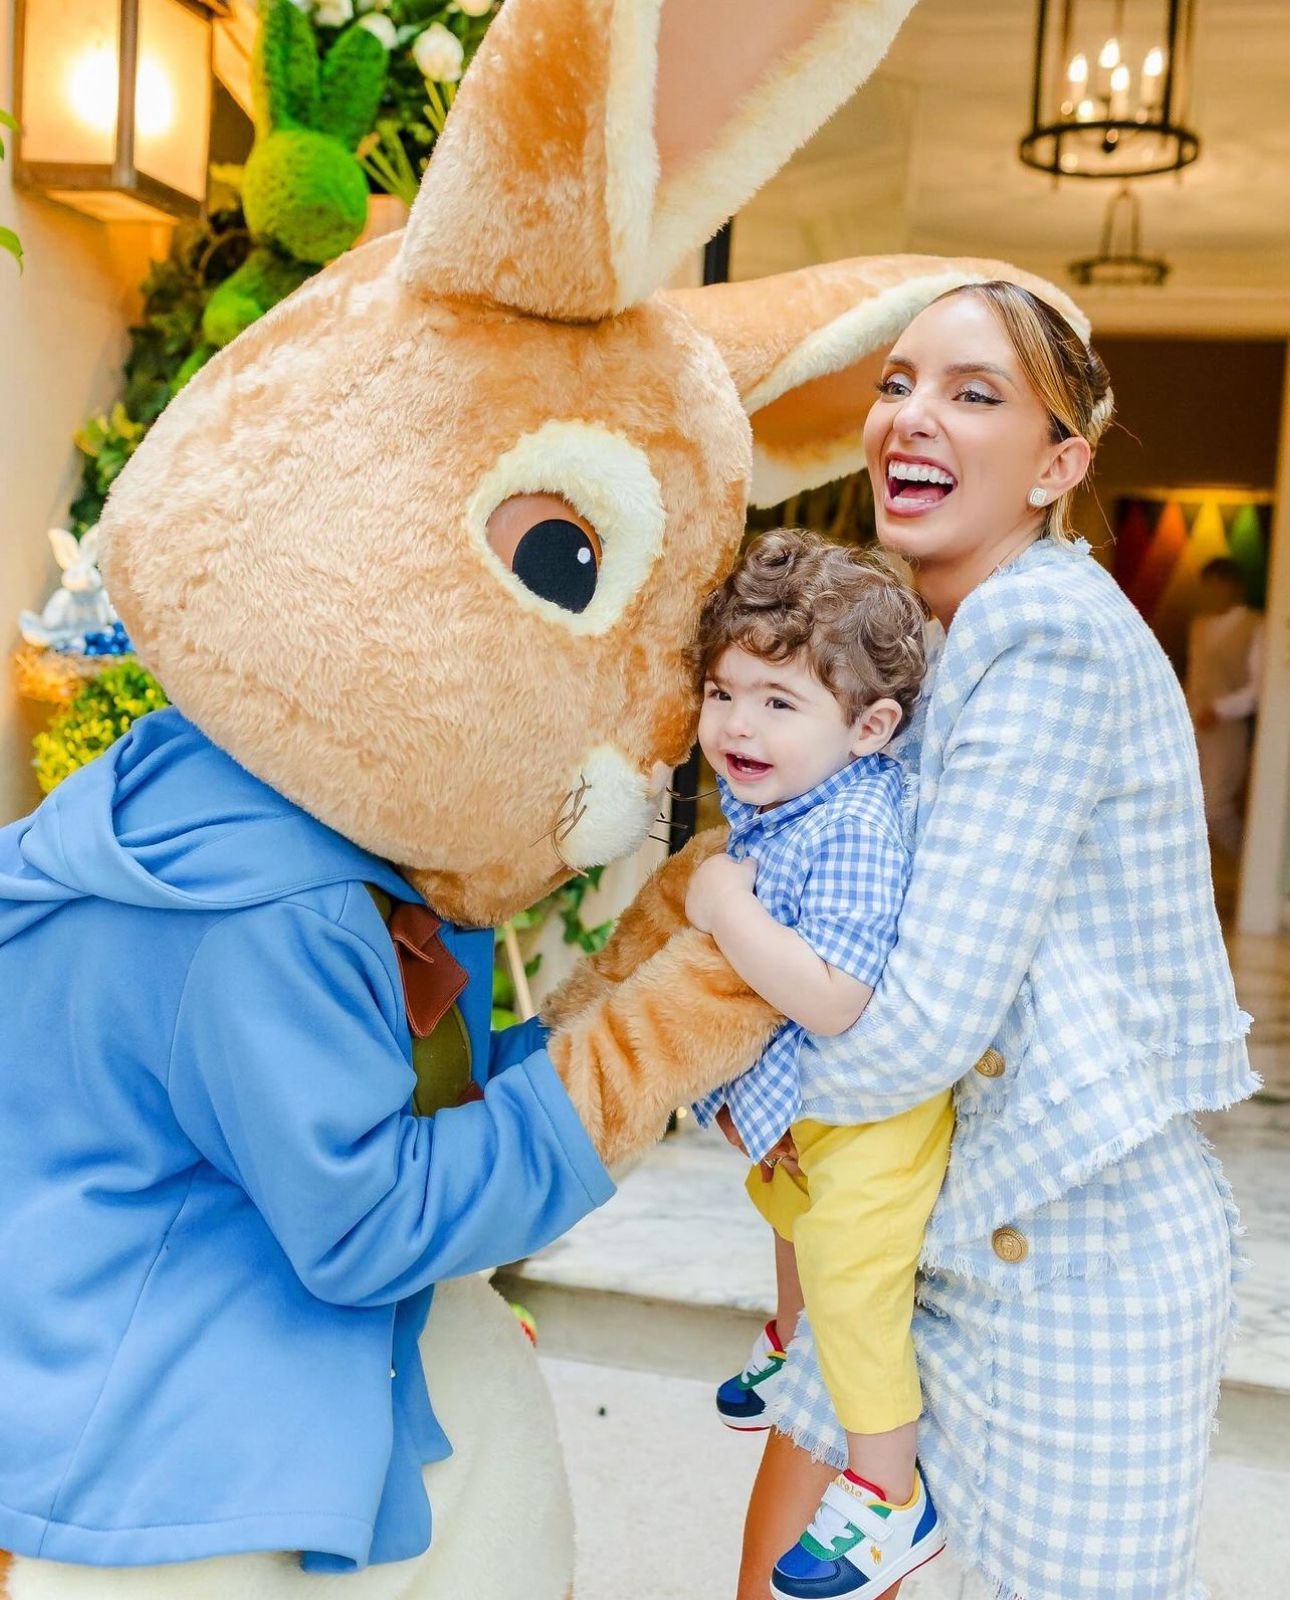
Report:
254,0,320,137
665,256,1091,506
399,0,918,321
77,526,101,565
49,528,81,570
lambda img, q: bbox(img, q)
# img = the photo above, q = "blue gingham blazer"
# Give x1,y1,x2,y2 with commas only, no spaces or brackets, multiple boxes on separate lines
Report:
807,537,1256,1288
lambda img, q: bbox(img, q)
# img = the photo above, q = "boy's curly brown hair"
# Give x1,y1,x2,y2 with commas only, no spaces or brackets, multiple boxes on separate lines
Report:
693,530,928,728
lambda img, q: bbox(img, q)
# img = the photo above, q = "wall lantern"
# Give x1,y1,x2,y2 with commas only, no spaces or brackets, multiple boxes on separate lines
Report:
14,0,220,222
1020,0,1200,180
1068,186,1170,286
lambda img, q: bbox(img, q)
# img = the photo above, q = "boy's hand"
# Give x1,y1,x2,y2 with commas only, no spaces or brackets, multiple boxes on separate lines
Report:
686,853,758,934
714,1103,747,1155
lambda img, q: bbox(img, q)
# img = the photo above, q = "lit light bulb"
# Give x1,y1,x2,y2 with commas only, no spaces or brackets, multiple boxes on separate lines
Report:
135,57,175,138
1141,46,1166,111
1099,37,1121,70
67,44,118,134
1077,98,1097,121
1110,62,1132,117
1067,52,1089,88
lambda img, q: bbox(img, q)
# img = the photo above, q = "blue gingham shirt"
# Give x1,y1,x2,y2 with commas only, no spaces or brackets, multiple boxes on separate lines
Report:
692,755,909,1161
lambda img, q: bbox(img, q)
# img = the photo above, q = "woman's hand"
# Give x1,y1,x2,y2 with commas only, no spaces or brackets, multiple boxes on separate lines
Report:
759,1130,800,1182
686,852,758,934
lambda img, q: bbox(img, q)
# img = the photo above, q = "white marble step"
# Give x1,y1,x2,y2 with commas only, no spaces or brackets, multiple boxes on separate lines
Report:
505,1098,1290,1396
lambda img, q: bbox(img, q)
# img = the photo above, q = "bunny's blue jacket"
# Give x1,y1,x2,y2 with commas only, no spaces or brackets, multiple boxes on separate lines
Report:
0,709,614,1570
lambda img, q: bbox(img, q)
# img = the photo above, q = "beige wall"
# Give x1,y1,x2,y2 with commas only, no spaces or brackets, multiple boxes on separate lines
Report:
1074,336,1285,552
1,4,169,822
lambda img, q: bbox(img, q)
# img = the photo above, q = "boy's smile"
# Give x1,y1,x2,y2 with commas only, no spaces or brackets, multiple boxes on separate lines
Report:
699,645,886,810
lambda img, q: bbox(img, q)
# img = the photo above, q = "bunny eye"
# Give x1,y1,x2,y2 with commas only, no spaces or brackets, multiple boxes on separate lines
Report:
485,495,603,614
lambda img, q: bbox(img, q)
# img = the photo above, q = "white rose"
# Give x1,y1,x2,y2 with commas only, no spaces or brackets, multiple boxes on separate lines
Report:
456,0,494,16
314,0,353,24
358,12,396,47
412,22,465,82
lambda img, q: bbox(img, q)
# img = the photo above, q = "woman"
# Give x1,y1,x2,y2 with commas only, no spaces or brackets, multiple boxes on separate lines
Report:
741,283,1255,1600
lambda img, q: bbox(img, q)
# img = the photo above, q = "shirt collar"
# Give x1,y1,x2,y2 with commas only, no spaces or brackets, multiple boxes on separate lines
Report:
719,753,892,847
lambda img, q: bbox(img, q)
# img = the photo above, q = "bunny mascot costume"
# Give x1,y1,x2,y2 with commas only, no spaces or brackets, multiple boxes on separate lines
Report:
0,2,1094,1597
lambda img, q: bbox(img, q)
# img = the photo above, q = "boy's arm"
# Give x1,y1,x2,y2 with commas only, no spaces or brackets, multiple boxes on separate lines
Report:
687,815,906,1037
701,875,871,1036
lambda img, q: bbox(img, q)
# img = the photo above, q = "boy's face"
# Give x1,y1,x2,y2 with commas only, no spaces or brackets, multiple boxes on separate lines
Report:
699,645,882,809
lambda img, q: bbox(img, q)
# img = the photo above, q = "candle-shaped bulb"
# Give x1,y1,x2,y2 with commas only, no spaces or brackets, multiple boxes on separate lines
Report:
1109,62,1131,118
1143,46,1166,76
1099,37,1121,71
1068,52,1090,89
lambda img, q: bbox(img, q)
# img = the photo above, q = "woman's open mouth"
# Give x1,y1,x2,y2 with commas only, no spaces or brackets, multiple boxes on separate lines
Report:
726,753,772,781
884,456,957,517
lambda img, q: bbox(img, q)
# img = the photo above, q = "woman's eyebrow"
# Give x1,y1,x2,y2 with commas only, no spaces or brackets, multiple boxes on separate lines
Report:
943,360,1016,386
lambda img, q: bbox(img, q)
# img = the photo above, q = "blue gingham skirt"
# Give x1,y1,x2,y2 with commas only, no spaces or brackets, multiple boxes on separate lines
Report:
770,1115,1241,1600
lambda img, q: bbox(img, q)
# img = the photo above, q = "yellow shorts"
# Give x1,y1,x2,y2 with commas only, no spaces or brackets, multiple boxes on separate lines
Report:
747,1092,954,1435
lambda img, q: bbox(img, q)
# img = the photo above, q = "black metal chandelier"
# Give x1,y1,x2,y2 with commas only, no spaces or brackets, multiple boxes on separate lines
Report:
1020,0,1200,180
1069,187,1170,286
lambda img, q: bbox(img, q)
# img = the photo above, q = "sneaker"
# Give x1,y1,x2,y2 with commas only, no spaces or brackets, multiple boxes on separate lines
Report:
714,1319,787,1431
769,1467,945,1598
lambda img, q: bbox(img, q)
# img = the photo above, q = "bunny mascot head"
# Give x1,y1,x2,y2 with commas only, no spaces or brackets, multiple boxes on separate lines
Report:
0,3,1092,1599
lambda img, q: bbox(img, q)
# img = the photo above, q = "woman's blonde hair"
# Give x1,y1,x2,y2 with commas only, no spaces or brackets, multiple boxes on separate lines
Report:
934,281,1115,542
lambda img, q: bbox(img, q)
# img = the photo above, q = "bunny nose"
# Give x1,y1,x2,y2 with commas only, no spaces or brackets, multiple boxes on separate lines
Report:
554,746,658,870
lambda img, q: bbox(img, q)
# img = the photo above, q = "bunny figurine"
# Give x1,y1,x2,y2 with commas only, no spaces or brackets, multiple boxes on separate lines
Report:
0,3,1091,1599
18,526,118,650
201,0,391,349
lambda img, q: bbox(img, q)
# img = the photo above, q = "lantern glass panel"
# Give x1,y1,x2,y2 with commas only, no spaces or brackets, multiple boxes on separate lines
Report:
135,0,212,202
20,0,122,168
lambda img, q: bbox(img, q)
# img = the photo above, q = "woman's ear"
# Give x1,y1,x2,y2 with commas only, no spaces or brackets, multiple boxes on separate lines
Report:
666,256,1091,506
1037,434,1093,503
398,0,920,321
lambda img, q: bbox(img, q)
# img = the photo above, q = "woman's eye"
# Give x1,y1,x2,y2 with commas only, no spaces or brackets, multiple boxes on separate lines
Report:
958,387,1002,405
876,376,911,398
485,494,603,613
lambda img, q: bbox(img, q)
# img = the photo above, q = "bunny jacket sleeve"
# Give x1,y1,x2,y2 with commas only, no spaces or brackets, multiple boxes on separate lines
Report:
167,901,612,1309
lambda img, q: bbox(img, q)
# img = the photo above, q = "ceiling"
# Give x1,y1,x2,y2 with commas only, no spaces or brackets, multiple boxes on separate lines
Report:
732,0,1290,335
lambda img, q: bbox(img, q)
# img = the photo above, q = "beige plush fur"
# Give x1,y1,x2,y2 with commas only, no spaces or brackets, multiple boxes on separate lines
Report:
57,2,1094,1597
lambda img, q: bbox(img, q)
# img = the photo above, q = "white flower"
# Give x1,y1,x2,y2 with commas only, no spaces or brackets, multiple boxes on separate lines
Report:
412,21,465,82
356,0,391,11
285,0,313,13
358,12,396,47
314,0,353,25
455,0,494,16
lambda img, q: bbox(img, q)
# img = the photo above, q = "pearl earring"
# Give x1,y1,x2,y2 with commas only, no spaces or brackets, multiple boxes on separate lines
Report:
1027,487,1049,509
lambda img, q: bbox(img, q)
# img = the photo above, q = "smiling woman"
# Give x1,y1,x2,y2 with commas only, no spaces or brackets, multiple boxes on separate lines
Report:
734,279,1255,1600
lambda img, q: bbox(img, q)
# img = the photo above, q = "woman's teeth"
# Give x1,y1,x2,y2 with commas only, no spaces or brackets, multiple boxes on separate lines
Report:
887,461,956,506
888,461,955,486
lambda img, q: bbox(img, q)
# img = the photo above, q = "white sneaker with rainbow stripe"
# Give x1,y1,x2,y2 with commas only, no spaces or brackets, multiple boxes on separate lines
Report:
770,1466,945,1598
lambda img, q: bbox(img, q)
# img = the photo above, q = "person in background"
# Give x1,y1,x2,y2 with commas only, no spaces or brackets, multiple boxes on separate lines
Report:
1186,557,1264,860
